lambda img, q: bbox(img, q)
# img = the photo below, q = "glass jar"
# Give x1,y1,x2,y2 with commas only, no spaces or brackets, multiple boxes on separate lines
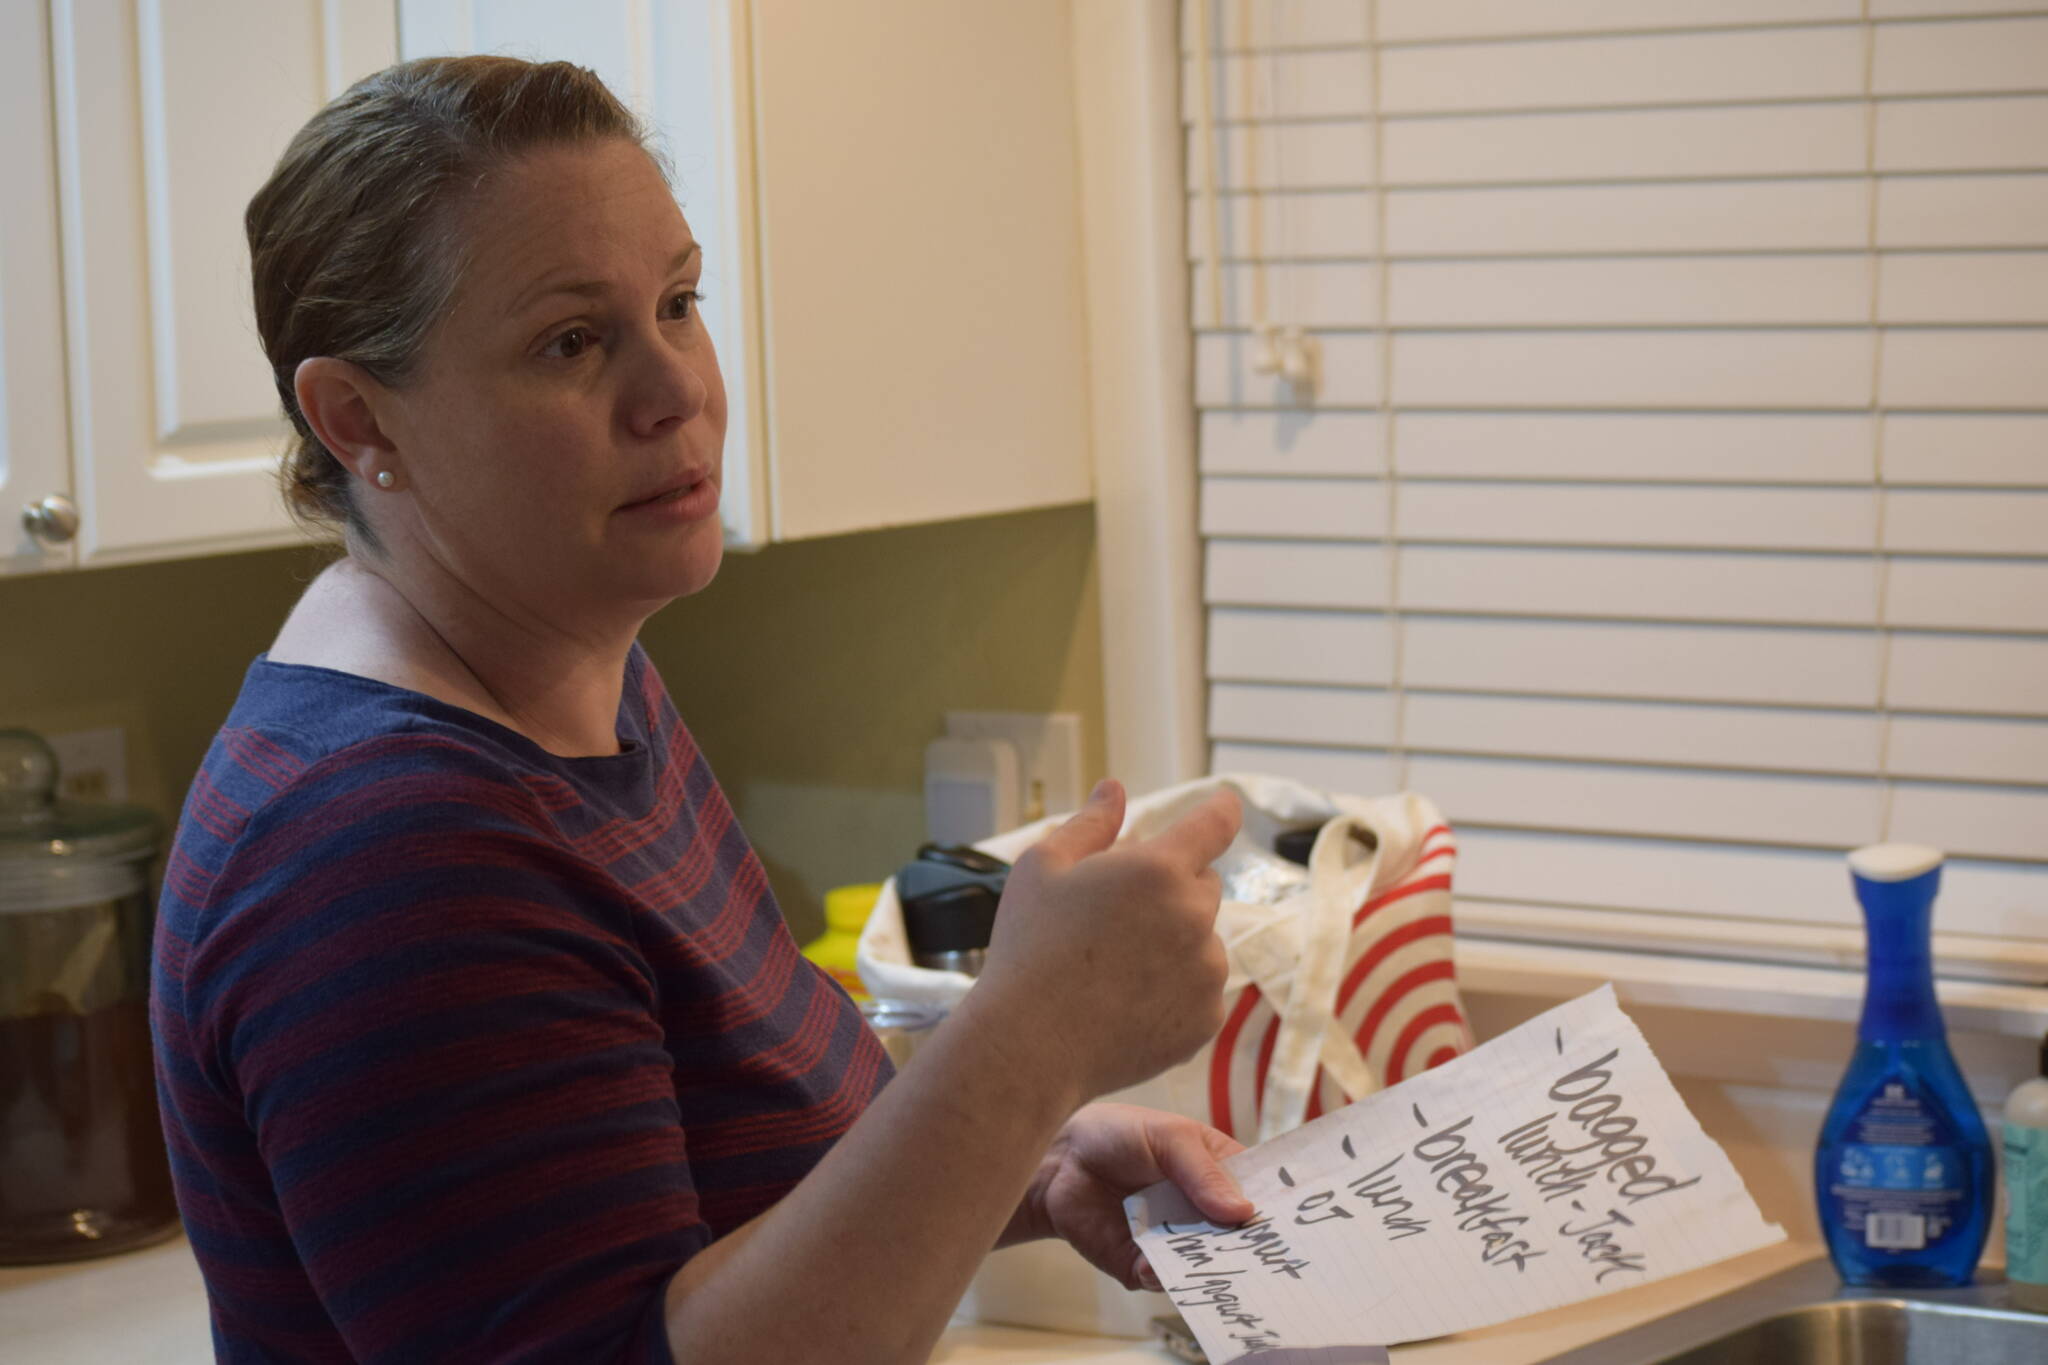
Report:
0,729,177,1263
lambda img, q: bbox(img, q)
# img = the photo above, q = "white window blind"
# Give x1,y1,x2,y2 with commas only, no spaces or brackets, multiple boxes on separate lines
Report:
1183,0,2048,982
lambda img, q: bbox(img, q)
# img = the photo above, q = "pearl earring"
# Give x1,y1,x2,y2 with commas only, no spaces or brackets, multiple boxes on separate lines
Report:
375,470,396,490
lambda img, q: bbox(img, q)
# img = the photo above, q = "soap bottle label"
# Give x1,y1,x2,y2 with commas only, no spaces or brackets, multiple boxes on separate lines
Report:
2009,1126,2048,1285
1826,1078,1973,1253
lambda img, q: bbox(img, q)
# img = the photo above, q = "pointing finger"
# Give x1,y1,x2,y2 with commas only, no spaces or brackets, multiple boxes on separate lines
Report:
1026,777,1127,871
1145,788,1243,874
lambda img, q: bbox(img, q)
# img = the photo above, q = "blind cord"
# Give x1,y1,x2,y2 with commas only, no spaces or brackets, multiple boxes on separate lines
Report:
1364,0,1409,793
1862,0,1898,843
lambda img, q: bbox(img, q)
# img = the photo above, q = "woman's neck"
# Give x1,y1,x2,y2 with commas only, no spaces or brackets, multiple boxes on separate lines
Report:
270,555,641,758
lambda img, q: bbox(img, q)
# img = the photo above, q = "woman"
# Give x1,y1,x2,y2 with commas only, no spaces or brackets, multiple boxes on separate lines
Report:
152,55,1248,1364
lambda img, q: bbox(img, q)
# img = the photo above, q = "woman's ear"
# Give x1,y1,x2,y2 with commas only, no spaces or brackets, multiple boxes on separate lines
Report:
294,357,398,485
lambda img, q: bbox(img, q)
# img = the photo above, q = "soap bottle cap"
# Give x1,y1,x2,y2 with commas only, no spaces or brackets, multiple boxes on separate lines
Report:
1846,843,1944,882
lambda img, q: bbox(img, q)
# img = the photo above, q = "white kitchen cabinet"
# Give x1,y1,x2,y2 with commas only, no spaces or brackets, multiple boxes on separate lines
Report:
8,0,1089,578
401,0,1095,546
31,0,397,573
1,1,76,574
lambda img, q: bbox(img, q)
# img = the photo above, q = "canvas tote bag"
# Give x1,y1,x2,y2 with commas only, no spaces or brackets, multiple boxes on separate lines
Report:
856,773,1474,1337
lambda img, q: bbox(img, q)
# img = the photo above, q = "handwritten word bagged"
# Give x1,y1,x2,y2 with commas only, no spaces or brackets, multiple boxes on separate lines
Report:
1125,986,1784,1363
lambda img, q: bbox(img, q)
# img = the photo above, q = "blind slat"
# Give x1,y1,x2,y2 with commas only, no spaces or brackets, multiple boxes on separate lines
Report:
1876,1,2048,19
1196,121,1375,191
1383,105,1868,185
1874,95,2048,172
1878,174,2048,248
1182,50,1373,123
1885,414,2048,485
1885,490,2048,553
1405,693,1883,775
1209,682,1395,747
1889,782,2048,861
1453,827,2048,939
1199,476,1386,537
1881,252,2048,324
1197,332,1384,406
1890,714,2048,784
1391,331,1874,409
1386,180,1868,256
1194,261,1379,327
1208,608,1393,684
1380,26,1864,115
1872,16,2048,96
1403,618,1881,707
1399,413,1874,483
1205,540,1388,609
1400,483,1877,551
1400,545,1880,624
1211,741,1398,795
1407,752,1885,847
1191,190,1380,261
1200,411,1386,476
1181,0,1368,53
1887,560,2048,631
1881,330,2048,408
1318,175,2048,256
1389,255,1870,326
1887,634,2048,716
1379,0,1862,43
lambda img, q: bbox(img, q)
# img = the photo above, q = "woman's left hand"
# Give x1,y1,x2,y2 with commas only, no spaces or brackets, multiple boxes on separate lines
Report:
1005,1102,1256,1291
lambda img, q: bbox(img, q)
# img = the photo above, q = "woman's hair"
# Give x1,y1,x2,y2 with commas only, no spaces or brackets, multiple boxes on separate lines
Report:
246,56,659,544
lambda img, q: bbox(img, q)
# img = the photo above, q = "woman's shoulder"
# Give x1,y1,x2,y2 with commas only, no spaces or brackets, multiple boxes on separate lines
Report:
175,656,554,866
227,652,537,771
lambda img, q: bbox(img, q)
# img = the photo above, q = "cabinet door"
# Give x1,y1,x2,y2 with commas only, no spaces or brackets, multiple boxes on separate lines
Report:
1,1,75,574
397,0,774,548
48,0,395,568
748,0,1094,541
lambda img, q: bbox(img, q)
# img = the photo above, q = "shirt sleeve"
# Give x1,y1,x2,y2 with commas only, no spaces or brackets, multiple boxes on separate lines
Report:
188,736,699,1364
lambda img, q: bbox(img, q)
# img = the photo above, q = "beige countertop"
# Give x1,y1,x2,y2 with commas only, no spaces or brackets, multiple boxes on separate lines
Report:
0,1234,1819,1364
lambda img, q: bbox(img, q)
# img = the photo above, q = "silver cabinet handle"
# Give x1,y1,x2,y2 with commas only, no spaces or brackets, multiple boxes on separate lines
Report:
22,493,79,545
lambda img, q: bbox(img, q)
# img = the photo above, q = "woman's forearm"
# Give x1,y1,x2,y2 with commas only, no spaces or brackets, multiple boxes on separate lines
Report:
658,984,1082,1365
658,783,1240,1363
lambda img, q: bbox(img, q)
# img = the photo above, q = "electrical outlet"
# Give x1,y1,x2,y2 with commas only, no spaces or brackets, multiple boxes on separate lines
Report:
46,726,129,802
943,712,1083,824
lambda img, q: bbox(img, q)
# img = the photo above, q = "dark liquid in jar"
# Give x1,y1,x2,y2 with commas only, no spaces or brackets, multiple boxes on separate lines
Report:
0,997,179,1262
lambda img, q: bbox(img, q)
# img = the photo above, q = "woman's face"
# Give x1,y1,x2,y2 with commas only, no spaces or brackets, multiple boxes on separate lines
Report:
380,137,726,629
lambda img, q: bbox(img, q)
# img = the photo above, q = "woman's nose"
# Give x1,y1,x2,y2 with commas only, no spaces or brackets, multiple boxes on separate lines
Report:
625,328,711,438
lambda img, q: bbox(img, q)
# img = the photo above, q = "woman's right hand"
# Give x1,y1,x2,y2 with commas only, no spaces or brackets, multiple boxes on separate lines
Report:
975,779,1243,1103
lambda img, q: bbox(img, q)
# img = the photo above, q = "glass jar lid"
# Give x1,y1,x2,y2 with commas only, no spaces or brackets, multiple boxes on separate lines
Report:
0,730,159,888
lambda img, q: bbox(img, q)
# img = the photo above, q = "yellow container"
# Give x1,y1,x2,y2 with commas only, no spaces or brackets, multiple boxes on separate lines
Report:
803,883,880,1001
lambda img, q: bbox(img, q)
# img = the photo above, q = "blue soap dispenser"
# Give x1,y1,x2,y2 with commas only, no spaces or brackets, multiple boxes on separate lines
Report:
1815,843,1993,1287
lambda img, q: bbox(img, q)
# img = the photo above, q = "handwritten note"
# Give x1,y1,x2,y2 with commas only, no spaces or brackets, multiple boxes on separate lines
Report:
1126,986,1784,1363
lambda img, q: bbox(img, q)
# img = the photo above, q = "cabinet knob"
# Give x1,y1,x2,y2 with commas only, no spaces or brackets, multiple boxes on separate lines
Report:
22,493,79,546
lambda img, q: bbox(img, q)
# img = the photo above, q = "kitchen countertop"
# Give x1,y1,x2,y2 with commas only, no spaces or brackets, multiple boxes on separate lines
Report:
0,1234,1819,1364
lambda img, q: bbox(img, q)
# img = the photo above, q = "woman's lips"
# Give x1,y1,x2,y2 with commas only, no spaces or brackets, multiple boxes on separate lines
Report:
618,476,719,523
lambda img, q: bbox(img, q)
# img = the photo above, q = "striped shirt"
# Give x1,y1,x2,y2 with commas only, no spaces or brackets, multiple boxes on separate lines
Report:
152,646,891,1362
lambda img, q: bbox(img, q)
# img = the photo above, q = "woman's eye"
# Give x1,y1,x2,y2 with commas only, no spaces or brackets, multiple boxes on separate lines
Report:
664,290,706,322
542,327,596,360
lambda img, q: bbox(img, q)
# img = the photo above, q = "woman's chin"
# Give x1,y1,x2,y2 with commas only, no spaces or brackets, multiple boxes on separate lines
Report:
645,530,725,603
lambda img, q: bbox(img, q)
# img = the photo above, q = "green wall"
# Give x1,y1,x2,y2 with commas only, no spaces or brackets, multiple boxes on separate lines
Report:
0,502,1106,943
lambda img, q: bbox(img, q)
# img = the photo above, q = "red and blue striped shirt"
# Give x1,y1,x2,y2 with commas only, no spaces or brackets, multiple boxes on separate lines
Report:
152,645,890,1362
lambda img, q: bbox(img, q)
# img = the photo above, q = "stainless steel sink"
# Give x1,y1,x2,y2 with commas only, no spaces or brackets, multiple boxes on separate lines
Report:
1537,1257,2048,1364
